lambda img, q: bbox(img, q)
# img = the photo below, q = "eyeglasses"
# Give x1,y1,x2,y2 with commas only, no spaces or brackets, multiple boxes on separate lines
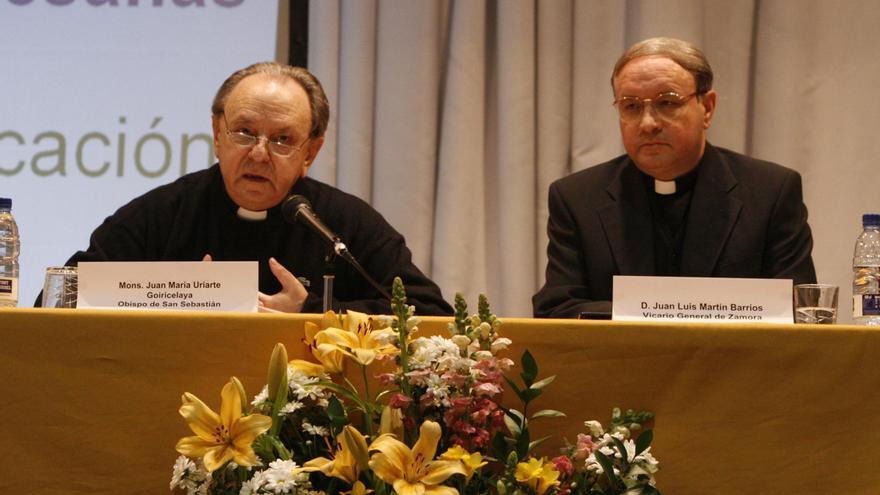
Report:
613,92,699,122
222,113,308,157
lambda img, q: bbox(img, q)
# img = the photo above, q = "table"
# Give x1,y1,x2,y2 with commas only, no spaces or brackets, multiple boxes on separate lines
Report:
2,308,878,494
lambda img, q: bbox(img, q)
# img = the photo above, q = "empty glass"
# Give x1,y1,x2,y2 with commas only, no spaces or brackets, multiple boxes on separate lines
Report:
793,283,839,324
41,266,78,308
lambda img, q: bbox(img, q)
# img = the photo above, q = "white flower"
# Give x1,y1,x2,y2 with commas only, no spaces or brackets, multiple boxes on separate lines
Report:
451,334,472,352
472,350,493,361
251,387,269,408
405,314,420,330
424,374,452,407
170,455,194,489
169,455,211,495
409,336,461,370
490,337,512,353
280,401,305,416
301,421,329,436
584,420,604,437
264,459,310,493
239,470,267,495
477,322,492,338
239,460,312,494
289,370,327,401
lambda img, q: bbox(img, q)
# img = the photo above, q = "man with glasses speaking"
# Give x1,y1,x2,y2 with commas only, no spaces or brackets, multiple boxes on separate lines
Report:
533,37,816,318
44,62,452,316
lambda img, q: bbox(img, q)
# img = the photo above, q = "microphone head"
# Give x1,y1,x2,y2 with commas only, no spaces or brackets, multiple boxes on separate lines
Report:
282,194,311,223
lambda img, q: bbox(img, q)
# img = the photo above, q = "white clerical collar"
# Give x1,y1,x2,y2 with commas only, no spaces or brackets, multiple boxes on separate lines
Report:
237,207,267,221
654,179,676,195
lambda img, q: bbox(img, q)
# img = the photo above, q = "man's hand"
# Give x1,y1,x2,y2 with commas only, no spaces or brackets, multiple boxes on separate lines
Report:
258,257,308,313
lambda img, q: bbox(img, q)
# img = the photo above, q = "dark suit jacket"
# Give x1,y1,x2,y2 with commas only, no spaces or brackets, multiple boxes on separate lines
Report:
533,144,817,318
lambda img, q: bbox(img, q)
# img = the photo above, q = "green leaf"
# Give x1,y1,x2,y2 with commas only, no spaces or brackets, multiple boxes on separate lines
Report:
503,375,525,401
269,436,291,460
528,435,551,451
611,436,629,467
504,409,524,435
594,450,620,489
530,409,566,420
529,375,556,390
635,429,653,456
519,388,542,404
327,395,349,428
520,350,538,386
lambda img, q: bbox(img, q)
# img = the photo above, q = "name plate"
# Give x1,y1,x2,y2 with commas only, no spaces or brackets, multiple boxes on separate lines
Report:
77,261,258,312
612,275,793,324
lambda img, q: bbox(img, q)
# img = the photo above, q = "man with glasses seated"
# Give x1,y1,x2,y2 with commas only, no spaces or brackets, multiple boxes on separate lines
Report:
533,37,816,318
44,62,452,316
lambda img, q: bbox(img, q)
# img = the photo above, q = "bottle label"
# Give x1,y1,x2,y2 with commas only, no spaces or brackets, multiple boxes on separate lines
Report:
853,294,880,317
0,277,17,302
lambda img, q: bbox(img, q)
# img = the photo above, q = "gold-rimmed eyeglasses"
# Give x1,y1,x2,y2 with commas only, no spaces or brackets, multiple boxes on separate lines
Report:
222,113,309,158
612,91,699,123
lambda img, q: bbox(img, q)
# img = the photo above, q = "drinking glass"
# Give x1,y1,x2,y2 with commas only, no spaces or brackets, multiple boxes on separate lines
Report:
793,283,838,324
41,266,78,308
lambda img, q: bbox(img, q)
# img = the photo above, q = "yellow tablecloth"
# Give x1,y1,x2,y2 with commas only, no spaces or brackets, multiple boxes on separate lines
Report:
2,308,878,494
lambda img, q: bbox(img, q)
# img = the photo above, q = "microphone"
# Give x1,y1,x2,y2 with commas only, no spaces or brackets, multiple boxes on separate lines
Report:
282,195,348,257
281,194,392,301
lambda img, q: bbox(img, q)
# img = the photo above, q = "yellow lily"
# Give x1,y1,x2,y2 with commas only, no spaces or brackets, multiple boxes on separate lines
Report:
304,319,346,373
379,405,404,438
439,445,487,480
369,421,466,495
175,380,272,472
289,358,327,377
316,310,397,366
299,425,370,485
514,457,561,495
344,480,373,495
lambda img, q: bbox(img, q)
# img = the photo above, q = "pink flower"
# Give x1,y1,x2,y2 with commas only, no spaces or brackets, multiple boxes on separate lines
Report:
388,393,413,409
441,370,469,387
552,455,574,477
473,382,503,397
574,433,597,461
449,397,472,413
472,428,490,448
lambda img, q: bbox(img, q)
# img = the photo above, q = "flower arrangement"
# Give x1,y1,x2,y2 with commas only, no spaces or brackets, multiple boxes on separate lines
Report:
171,278,661,495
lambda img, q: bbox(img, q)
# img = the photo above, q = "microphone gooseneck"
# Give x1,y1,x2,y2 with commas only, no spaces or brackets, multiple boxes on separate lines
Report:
281,194,392,301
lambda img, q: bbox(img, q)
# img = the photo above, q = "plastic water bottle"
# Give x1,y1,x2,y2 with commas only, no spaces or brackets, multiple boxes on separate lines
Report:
853,213,880,326
0,197,21,308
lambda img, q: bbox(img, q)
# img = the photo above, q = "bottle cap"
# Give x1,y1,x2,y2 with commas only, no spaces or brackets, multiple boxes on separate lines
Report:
863,214,880,227
0,198,10,209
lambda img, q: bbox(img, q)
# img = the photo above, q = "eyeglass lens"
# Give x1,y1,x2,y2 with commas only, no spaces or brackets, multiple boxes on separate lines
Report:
616,93,691,121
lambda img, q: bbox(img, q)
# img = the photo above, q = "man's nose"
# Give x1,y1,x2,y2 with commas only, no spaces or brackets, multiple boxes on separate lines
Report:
638,103,662,132
248,136,271,162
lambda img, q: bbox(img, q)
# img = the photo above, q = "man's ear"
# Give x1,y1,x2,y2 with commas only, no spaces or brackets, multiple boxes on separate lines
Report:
211,114,222,149
301,136,325,177
701,90,717,129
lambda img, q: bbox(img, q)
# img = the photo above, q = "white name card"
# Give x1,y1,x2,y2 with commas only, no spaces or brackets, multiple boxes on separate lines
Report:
612,275,793,324
77,261,258,313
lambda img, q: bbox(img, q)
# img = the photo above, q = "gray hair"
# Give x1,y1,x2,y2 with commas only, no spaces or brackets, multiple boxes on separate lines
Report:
611,37,714,95
211,62,329,139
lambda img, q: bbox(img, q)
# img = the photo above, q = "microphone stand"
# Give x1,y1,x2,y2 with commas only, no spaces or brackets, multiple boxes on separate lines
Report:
322,250,336,313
